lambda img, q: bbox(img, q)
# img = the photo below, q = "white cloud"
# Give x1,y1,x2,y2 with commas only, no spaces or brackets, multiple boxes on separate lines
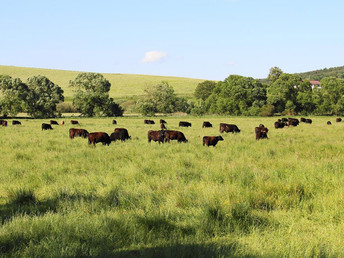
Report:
141,51,167,63
225,62,235,66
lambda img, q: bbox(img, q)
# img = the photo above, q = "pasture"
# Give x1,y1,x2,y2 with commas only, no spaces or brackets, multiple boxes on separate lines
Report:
1,116,344,256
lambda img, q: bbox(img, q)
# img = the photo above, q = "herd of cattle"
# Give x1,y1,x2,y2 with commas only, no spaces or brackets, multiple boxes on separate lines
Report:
0,116,342,147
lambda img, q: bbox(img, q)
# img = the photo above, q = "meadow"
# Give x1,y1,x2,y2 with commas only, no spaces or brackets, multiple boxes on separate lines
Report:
1,116,344,256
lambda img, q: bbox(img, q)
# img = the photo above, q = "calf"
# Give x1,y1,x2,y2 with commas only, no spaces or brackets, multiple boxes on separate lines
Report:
203,136,224,147
179,121,192,127
42,123,53,130
148,130,165,144
219,123,240,133
202,121,212,128
69,128,89,139
255,126,269,140
88,132,111,146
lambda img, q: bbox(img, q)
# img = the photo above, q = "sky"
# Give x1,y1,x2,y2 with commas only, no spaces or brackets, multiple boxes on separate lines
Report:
1,0,343,80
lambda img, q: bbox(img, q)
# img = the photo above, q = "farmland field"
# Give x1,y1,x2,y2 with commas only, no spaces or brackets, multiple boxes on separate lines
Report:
1,116,344,256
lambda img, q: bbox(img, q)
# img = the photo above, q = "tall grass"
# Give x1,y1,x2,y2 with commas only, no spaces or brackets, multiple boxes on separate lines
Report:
1,116,344,256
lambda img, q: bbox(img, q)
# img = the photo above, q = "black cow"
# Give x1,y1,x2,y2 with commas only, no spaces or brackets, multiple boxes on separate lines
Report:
336,118,342,123
160,119,167,124
305,119,312,124
88,132,111,146
300,117,306,123
203,136,224,147
219,123,240,133
69,128,89,139
71,120,79,125
281,118,288,122
50,120,59,125
274,121,286,129
255,126,269,140
110,128,131,142
148,130,165,144
112,120,117,124
144,119,155,124
288,118,299,127
202,121,212,128
12,120,21,125
164,130,188,143
42,123,53,130
327,121,332,125
179,121,192,127
160,123,167,130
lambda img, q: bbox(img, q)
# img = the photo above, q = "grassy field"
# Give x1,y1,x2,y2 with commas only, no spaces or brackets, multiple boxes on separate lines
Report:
1,116,344,256
0,65,204,102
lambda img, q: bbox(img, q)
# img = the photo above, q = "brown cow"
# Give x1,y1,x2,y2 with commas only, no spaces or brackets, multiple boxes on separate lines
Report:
50,120,59,125
288,118,299,127
219,123,240,133
300,117,306,123
60,121,65,125
1,120,8,126
148,130,165,144
336,118,342,123
305,118,312,124
160,123,167,130
255,126,269,140
88,132,111,146
42,123,53,130
71,120,79,125
111,128,131,141
327,121,332,125
144,120,155,124
164,130,188,143
274,121,286,129
160,119,167,124
69,128,89,139
112,120,117,124
203,136,224,147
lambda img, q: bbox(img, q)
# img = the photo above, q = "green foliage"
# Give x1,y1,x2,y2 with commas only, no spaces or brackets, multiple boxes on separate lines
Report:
69,73,123,117
194,80,216,100
0,75,28,116
206,75,266,115
137,81,190,115
25,75,64,118
298,66,344,81
268,66,283,83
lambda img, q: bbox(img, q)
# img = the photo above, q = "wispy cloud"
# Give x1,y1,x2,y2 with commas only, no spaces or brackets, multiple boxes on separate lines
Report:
225,61,235,66
141,51,167,63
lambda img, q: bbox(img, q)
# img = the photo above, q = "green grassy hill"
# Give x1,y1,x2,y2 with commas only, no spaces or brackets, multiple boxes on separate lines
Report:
298,65,344,81
0,65,205,101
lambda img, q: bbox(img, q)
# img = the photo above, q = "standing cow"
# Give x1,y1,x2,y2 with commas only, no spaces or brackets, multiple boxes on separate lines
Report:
42,123,53,130
110,128,131,142
148,130,165,144
88,132,111,146
164,130,188,143
50,120,59,125
219,123,240,133
255,126,269,140
202,121,212,128
69,128,89,139
12,120,21,125
203,136,224,147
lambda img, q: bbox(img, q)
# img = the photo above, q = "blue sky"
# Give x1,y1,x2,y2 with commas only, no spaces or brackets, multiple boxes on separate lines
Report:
1,0,343,80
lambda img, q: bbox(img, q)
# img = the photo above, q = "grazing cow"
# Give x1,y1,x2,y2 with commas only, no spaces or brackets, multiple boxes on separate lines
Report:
60,121,65,125
144,119,155,124
148,130,165,144
112,120,117,124
160,123,167,130
42,123,53,130
327,121,332,125
305,119,312,124
202,121,212,128
111,128,131,142
336,118,342,123
71,120,79,125
300,117,306,123
160,119,167,124
69,128,89,139
179,121,192,127
1,120,8,126
274,121,286,129
88,132,111,146
164,130,188,143
281,118,288,122
288,118,299,127
255,126,269,140
50,120,59,125
203,136,224,147
12,120,21,125
219,123,240,133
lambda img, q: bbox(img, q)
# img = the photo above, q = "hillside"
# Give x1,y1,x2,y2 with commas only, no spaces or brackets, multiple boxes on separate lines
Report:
0,65,205,101
298,66,344,81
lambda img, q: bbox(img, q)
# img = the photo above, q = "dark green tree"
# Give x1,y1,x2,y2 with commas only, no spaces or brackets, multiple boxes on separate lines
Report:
0,75,28,116
69,73,123,117
296,80,315,114
268,67,283,83
319,77,344,115
25,76,64,118
194,80,216,101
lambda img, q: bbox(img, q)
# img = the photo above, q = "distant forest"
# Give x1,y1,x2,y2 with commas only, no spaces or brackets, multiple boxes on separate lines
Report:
298,66,344,81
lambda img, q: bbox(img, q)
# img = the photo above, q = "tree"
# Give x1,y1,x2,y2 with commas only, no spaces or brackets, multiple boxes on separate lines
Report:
0,75,28,116
319,77,344,115
137,81,190,115
69,73,123,117
268,67,283,83
25,76,64,118
194,80,216,101
205,75,267,115
296,80,315,114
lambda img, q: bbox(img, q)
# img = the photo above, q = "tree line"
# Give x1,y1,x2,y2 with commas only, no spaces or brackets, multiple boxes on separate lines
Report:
0,73,123,118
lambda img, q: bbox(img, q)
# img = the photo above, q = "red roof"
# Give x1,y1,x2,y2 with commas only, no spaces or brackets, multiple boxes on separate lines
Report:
309,80,321,85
